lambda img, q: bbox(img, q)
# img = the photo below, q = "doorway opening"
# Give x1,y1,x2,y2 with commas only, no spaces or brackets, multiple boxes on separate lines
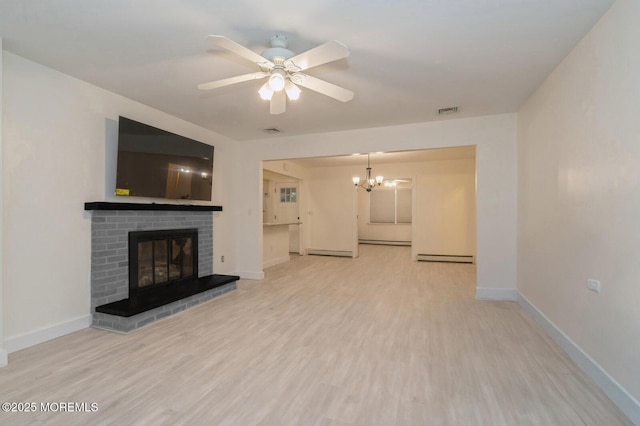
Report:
356,178,413,248
262,168,303,269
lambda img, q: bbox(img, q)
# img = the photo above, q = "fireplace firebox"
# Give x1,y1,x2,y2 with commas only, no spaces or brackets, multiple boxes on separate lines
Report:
129,228,198,295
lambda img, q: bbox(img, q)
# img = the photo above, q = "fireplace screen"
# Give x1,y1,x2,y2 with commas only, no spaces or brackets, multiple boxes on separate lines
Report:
129,229,198,293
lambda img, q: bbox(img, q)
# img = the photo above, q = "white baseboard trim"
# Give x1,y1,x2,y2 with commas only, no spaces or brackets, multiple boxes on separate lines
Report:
4,314,92,354
475,287,518,301
518,292,640,425
236,270,265,280
263,255,291,269
0,349,7,367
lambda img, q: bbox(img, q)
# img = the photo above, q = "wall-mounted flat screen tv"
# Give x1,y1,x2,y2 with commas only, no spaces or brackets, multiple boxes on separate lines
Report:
115,116,214,201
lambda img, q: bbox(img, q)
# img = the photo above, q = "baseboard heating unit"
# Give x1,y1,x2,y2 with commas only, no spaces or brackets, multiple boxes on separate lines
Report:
358,239,411,246
307,249,353,258
417,254,474,264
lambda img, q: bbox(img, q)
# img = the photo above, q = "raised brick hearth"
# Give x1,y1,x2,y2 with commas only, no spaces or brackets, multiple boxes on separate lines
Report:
86,205,237,333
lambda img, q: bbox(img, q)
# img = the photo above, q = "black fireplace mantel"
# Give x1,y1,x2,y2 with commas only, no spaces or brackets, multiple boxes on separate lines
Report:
85,201,222,212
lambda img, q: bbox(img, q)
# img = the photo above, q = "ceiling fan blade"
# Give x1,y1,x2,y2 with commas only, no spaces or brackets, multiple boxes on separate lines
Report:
270,90,286,115
295,74,354,102
207,35,273,68
286,40,350,71
198,72,267,91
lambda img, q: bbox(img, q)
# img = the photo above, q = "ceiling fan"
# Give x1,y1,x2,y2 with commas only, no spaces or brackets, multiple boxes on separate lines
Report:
198,35,354,114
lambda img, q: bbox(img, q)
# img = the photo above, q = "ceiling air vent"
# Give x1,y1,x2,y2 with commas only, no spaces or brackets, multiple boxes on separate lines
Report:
264,128,282,134
438,107,458,115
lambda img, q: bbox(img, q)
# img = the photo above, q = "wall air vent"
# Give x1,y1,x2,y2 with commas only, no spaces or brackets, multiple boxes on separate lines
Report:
438,107,459,115
264,128,282,134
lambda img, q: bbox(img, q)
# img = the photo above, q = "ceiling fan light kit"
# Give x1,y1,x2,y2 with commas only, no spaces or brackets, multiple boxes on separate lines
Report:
258,82,274,100
199,34,354,114
268,69,286,91
284,80,301,100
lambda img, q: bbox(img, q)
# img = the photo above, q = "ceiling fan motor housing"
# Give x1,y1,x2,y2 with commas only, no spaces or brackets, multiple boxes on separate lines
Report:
261,35,295,61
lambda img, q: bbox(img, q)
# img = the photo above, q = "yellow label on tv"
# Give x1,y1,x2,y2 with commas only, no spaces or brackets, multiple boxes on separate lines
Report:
115,188,130,196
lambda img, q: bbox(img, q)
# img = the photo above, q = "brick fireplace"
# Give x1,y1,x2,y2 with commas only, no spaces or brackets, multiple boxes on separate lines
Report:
85,202,238,333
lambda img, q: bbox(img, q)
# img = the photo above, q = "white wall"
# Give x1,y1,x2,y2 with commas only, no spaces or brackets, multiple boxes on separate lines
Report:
0,38,7,366
2,52,236,347
306,167,355,252
518,0,640,416
237,114,517,293
414,158,476,258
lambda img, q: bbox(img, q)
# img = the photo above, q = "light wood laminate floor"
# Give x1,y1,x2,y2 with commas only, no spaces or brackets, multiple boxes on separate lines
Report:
0,245,631,425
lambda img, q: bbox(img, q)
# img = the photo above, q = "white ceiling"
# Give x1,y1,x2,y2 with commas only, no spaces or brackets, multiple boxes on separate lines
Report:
0,0,614,141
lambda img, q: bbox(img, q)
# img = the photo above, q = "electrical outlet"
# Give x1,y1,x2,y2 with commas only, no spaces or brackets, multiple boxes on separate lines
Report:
587,279,601,293
221,255,225,263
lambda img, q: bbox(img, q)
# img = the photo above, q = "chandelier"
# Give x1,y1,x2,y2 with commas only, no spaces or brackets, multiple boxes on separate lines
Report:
352,153,383,192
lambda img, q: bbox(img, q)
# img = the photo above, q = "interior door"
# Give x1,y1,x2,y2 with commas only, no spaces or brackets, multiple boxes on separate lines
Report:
275,182,299,224
275,182,301,254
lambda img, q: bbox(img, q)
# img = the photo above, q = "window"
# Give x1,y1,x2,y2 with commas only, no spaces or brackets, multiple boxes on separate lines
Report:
279,187,297,203
370,187,412,224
